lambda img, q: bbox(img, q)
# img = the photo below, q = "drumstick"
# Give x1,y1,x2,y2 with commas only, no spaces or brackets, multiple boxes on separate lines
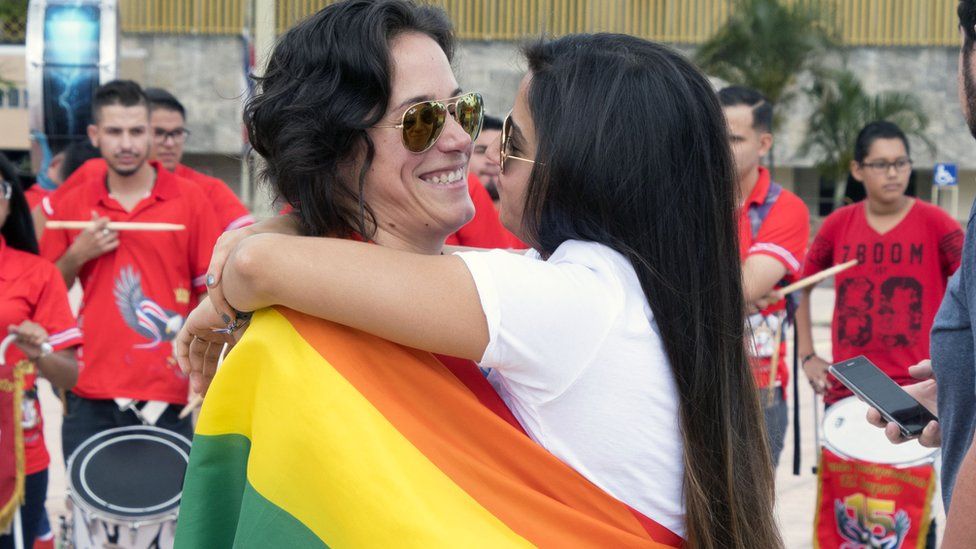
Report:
179,342,231,419
777,259,859,295
179,394,203,419
45,221,186,231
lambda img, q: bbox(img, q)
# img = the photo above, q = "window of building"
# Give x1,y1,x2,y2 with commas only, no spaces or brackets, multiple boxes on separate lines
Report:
7,88,19,108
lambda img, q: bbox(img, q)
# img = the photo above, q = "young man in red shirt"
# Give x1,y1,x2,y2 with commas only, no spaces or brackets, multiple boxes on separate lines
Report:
40,81,221,459
722,86,810,467
145,88,255,232
797,121,962,406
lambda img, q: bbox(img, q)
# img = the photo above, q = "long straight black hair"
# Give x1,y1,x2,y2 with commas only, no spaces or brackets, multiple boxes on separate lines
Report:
521,35,781,548
0,153,38,254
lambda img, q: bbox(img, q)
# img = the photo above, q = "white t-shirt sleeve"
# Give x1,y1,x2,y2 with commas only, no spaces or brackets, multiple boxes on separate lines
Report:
456,242,626,403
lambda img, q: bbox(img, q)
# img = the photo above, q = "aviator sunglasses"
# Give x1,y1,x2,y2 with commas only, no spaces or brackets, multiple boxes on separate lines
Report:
500,111,540,175
377,92,485,153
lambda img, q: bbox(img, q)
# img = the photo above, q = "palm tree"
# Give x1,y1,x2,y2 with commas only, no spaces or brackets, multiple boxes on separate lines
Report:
799,69,932,209
695,0,838,110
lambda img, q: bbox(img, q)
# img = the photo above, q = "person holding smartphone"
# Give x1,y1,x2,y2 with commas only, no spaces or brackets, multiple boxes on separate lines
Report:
795,121,963,408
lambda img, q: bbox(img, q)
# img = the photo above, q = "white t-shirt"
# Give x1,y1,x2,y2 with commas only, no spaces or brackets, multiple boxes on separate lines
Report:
456,240,686,538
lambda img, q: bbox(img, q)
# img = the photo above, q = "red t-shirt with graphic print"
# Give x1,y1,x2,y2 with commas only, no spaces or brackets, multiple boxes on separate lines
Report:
803,200,963,404
0,238,82,474
40,161,220,404
737,167,810,392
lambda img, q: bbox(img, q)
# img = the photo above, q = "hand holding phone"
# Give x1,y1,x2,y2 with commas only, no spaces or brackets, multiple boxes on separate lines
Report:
829,356,938,438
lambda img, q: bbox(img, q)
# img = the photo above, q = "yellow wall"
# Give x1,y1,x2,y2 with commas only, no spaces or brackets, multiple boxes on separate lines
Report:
115,0,961,46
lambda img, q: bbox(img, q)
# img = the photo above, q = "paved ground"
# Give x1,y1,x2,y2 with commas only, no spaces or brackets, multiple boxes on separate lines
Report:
36,286,943,545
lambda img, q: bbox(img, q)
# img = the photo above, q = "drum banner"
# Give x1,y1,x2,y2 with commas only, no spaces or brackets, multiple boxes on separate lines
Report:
176,308,683,548
814,447,935,549
0,361,26,533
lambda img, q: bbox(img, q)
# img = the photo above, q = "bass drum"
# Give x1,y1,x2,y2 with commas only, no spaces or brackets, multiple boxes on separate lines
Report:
63,425,191,548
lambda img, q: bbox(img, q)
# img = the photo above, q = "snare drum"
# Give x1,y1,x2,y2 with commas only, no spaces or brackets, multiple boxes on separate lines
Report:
815,397,937,549
63,426,191,549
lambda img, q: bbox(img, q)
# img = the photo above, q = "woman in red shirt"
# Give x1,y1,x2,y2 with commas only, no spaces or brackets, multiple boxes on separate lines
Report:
0,153,81,549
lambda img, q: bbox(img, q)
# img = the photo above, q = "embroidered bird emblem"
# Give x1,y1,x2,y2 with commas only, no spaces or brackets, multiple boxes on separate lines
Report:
114,266,184,349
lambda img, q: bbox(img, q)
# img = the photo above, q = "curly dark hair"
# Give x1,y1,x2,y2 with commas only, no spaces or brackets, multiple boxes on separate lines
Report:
244,0,454,237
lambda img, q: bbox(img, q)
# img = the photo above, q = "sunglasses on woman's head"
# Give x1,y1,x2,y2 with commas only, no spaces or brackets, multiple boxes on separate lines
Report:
500,112,539,175
377,92,484,153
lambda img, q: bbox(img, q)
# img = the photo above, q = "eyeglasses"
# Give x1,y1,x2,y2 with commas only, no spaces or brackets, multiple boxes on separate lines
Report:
376,92,484,153
860,158,912,174
500,112,539,175
0,180,10,201
153,128,191,143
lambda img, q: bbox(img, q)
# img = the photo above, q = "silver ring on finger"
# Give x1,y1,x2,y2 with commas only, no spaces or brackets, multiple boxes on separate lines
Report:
102,228,111,236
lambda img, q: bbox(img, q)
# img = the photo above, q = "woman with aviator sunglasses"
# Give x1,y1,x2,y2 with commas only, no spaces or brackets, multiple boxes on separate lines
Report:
180,20,783,548
0,153,80,549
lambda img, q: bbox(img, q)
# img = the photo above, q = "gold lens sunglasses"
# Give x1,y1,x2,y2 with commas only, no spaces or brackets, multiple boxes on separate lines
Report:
377,92,485,153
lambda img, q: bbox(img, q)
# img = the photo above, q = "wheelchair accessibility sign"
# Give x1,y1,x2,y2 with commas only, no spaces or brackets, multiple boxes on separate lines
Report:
934,163,958,186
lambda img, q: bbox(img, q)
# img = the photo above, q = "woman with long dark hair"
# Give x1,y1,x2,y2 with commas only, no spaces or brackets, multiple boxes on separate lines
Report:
0,152,80,549
180,25,782,547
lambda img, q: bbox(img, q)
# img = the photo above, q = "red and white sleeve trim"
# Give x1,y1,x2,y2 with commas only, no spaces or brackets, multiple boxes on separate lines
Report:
748,242,801,273
47,327,82,350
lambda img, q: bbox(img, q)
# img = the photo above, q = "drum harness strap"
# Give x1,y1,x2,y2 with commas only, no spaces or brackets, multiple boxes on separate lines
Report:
748,181,804,476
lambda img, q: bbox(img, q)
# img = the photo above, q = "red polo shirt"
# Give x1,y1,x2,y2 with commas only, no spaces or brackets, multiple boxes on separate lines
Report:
40,158,103,217
0,237,82,474
45,159,253,233
174,164,255,232
737,167,810,391
40,161,221,404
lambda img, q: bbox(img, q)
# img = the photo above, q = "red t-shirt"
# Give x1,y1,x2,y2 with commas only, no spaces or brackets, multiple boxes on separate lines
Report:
40,161,221,404
803,200,963,404
0,237,82,474
173,164,255,232
445,173,527,249
24,186,50,211
737,167,810,391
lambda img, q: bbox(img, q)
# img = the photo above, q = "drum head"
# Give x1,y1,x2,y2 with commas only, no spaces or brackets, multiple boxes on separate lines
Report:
67,425,192,521
822,397,936,465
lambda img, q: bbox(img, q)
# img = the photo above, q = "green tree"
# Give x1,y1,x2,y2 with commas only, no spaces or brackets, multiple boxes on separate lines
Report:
799,69,932,206
695,0,838,110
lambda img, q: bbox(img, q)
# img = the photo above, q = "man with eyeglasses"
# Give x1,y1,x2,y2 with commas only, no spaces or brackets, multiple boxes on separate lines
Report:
796,120,962,415
39,80,221,460
721,86,810,468
145,88,255,232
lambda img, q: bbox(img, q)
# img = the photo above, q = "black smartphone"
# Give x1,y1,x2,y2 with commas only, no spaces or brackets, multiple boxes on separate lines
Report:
828,355,937,438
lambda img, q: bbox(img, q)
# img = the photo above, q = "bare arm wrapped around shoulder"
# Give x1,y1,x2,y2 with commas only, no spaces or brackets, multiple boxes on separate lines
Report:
222,233,490,361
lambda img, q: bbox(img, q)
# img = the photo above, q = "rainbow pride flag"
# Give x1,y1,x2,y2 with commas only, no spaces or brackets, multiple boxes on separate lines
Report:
175,308,682,548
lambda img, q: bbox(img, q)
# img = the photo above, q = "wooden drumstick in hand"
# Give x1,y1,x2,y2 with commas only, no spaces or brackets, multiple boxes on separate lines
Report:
777,259,859,295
